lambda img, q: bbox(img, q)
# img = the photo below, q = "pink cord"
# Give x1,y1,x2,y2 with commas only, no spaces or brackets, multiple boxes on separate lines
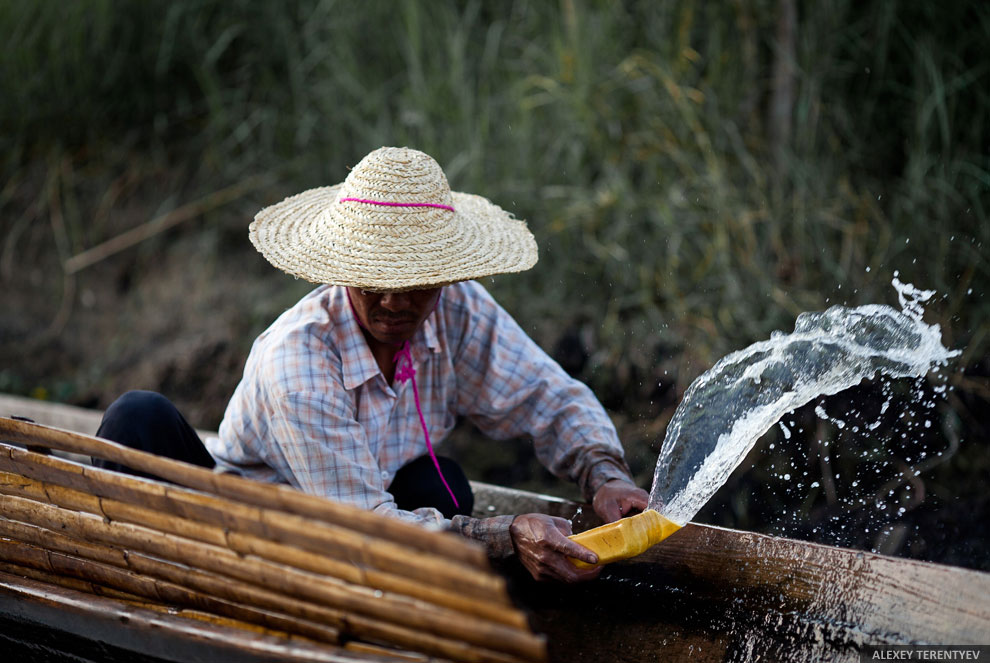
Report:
339,197,455,212
345,289,459,510
393,341,459,509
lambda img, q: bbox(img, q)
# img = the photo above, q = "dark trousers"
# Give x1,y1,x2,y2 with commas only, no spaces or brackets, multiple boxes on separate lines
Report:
94,390,473,518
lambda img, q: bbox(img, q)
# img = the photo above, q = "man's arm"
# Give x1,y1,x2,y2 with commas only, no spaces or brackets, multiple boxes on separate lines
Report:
449,283,649,579
452,284,635,494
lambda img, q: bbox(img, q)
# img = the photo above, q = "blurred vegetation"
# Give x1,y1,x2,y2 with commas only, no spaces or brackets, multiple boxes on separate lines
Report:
1,1,987,567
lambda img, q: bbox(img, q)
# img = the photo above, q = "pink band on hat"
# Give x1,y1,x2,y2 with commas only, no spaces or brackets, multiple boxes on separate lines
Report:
339,197,454,212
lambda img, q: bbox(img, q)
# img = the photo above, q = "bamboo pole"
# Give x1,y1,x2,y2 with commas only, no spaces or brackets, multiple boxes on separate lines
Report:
342,641,432,663
0,493,545,663
0,528,535,663
0,570,398,663
342,613,532,663
0,467,524,628
0,517,351,630
0,417,487,566
4,446,510,601
0,447,514,610
0,537,342,645
0,558,146,603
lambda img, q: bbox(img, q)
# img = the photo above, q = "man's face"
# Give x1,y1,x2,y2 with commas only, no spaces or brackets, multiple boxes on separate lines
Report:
346,286,442,346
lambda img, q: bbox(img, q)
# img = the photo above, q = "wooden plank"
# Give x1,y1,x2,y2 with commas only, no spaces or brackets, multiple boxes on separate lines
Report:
0,393,215,447
0,394,106,436
471,483,990,662
639,523,990,646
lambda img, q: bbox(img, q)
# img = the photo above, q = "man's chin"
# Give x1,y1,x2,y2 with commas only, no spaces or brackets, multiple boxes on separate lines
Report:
370,324,416,345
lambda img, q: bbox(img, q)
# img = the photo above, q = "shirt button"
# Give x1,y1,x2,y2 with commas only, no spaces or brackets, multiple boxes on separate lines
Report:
381,471,389,480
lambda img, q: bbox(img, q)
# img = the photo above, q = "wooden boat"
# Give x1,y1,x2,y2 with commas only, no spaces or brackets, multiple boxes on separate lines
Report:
1,395,988,662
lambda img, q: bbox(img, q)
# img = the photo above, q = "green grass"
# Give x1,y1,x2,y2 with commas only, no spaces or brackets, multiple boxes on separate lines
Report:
3,0,986,404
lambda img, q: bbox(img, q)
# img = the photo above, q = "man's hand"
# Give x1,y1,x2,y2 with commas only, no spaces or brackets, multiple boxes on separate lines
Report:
592,479,649,523
509,513,603,583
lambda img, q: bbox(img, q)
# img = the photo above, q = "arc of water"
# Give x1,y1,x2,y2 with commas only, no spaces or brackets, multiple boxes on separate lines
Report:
650,302,959,526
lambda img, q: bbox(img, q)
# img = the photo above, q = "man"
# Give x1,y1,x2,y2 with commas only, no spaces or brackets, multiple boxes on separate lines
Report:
98,147,647,583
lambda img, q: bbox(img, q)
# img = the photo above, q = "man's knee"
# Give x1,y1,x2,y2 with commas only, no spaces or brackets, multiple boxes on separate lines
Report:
103,390,177,428
95,390,213,475
389,455,474,518
98,390,187,458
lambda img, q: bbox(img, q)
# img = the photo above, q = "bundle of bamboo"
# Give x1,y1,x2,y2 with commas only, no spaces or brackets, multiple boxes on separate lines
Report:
0,416,546,663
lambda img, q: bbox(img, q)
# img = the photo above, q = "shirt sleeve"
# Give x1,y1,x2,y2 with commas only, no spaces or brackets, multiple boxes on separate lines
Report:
449,514,516,558
451,284,636,501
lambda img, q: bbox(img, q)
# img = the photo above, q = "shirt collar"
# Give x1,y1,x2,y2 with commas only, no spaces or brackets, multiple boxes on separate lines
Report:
421,307,441,354
332,286,442,391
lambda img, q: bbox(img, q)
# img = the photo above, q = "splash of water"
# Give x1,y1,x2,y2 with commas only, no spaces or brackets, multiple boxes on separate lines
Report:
650,279,959,525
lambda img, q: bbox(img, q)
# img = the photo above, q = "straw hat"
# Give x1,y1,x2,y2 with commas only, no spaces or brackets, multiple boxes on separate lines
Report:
249,147,538,291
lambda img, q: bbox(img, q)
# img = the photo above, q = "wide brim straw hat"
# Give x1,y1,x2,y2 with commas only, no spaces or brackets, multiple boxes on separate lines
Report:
249,146,538,292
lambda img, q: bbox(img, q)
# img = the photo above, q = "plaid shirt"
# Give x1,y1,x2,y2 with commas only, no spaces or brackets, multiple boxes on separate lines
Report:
209,280,633,556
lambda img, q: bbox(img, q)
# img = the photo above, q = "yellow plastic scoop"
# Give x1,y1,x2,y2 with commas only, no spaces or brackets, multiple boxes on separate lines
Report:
568,509,681,568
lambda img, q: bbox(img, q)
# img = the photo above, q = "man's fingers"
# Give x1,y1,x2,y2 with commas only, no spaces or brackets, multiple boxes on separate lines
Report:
602,500,623,522
621,493,649,515
510,513,605,583
592,480,650,523
566,542,598,566
535,549,603,583
545,521,598,564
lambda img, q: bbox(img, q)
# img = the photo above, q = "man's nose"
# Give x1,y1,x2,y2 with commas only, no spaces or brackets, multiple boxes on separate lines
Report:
379,292,411,311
